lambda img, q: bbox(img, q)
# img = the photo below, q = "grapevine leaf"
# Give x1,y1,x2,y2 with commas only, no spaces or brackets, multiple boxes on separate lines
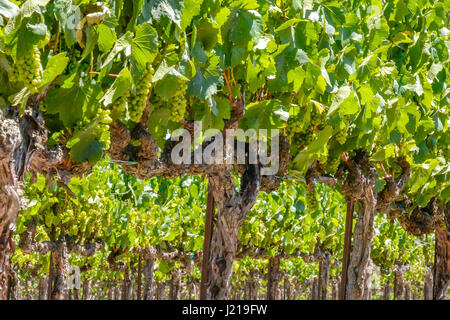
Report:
40,52,69,87
131,23,158,80
100,68,132,106
0,0,19,19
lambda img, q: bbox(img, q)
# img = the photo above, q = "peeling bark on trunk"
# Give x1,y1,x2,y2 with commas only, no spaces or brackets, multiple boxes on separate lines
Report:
156,281,165,300
248,270,259,300
383,282,391,300
169,269,182,300
342,152,377,300
318,250,330,300
83,279,90,300
6,268,18,300
122,266,130,300
331,278,338,300
310,278,319,300
205,164,261,300
404,282,412,300
38,276,47,300
345,199,375,300
393,265,406,300
284,276,291,300
136,253,142,300
433,224,449,300
51,239,68,300
143,253,155,300
424,268,433,300
0,98,71,300
362,259,374,300
266,255,280,300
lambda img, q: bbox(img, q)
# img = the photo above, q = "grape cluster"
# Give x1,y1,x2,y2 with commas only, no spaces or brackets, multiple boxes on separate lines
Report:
128,64,154,122
111,90,130,120
326,154,341,175
94,106,113,149
287,112,314,149
10,46,42,93
68,49,82,73
310,103,326,126
335,127,348,145
152,79,188,123
306,188,318,211
317,153,327,166
292,131,314,147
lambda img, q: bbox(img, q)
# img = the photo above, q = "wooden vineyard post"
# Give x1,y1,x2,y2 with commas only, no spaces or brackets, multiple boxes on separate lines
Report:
200,183,215,300
339,200,354,300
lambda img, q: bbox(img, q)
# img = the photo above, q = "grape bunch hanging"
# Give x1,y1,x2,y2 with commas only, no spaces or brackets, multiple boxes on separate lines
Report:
128,64,154,122
152,79,188,123
10,46,42,93
111,90,130,120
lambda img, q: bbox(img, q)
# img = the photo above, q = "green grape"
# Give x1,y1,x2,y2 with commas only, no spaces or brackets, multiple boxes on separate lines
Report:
128,64,154,122
335,128,348,145
317,153,327,165
326,154,341,175
292,131,314,147
310,103,325,126
10,46,42,93
306,188,318,211
111,90,130,120
152,79,188,123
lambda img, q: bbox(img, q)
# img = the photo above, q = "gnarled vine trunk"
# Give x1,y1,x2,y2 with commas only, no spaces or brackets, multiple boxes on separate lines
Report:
341,151,377,300
267,255,280,300
424,268,433,300
205,164,261,300
345,198,376,299
143,251,156,300
317,247,330,300
433,224,449,300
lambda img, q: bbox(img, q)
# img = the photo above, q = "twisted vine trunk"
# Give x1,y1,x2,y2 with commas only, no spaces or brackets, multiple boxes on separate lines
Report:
267,255,280,300
433,223,449,300
341,151,377,300
0,106,31,300
205,164,260,300
143,252,156,300
383,281,391,300
317,249,330,300
424,268,433,300
345,198,375,299
169,269,182,300
38,276,47,300
83,279,90,300
6,268,18,300
51,238,68,300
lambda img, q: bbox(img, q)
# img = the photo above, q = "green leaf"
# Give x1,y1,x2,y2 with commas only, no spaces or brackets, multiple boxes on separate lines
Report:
187,68,222,101
131,23,159,80
241,99,289,131
292,126,333,173
100,68,132,106
40,52,69,87
20,0,50,18
96,24,117,53
149,0,184,28
45,77,103,127
101,31,133,69
181,0,203,31
69,128,103,164
327,86,351,115
53,0,81,48
0,0,19,18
